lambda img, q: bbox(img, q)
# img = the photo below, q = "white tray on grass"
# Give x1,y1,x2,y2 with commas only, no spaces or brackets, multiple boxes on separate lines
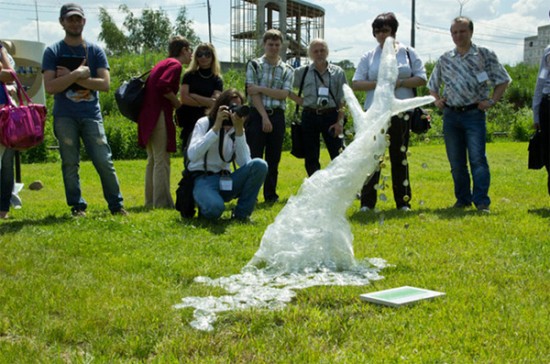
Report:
360,286,445,307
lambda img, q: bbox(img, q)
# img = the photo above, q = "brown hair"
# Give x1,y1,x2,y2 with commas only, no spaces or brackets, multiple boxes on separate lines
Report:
262,29,283,44
207,88,245,120
168,36,190,58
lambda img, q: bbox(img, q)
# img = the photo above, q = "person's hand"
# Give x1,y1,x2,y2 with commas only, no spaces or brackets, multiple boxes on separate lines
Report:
55,66,71,78
433,98,446,110
261,115,273,133
329,123,343,138
247,84,261,96
75,65,91,79
212,105,230,132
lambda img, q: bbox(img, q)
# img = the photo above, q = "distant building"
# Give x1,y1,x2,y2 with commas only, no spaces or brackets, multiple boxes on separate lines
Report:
524,24,550,66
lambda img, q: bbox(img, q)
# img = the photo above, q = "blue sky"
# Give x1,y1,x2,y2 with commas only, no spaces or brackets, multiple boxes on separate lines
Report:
1,0,548,66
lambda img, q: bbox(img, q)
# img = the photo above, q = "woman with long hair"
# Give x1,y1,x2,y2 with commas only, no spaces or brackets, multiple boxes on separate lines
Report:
176,43,223,156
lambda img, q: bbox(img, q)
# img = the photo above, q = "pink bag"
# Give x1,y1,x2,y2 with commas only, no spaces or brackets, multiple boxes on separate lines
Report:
0,70,46,150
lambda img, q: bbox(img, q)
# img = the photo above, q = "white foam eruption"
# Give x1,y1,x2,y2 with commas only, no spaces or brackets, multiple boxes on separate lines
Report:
175,38,435,331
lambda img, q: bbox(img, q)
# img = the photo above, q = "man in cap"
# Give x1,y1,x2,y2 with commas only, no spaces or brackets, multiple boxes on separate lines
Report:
41,3,127,217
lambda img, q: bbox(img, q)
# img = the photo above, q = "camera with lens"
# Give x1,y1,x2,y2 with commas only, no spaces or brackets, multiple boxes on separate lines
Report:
316,96,329,108
228,103,250,117
223,103,250,126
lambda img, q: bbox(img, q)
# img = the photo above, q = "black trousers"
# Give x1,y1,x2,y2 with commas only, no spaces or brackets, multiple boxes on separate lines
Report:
245,108,285,201
539,96,550,195
301,109,343,176
361,114,411,209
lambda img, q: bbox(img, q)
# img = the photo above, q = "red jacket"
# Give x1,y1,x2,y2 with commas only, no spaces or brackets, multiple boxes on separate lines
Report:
137,57,182,152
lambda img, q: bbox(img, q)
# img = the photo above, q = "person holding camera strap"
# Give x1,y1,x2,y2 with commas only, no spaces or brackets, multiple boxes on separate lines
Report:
186,89,267,221
290,38,347,177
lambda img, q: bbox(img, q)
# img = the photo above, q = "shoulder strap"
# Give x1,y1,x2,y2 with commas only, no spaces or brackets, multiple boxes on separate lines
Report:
295,65,309,115
245,59,260,97
405,48,417,97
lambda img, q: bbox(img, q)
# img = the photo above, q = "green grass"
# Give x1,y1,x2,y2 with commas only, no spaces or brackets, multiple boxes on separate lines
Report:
1,141,549,363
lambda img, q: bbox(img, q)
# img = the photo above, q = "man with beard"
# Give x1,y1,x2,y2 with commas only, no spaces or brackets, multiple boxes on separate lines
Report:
42,3,127,217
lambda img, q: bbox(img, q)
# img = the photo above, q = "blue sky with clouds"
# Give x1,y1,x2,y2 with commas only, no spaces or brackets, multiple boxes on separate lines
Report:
1,0,548,66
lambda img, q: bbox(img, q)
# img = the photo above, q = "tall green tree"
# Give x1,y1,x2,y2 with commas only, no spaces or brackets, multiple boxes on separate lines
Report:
98,5,201,55
98,8,128,55
173,7,201,45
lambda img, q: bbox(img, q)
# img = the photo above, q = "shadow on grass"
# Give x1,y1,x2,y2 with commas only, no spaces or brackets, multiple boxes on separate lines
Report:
349,205,491,224
527,208,550,219
0,214,73,234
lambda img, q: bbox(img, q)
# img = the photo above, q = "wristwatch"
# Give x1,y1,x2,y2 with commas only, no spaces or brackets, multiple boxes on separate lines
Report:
487,99,495,106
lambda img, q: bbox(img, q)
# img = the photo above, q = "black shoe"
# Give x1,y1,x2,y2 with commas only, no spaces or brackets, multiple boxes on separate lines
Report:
265,196,279,203
231,211,252,223
476,204,490,213
111,208,129,216
453,201,472,209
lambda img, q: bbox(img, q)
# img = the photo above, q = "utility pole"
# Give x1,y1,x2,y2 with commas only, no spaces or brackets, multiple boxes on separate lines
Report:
34,0,40,42
410,0,416,47
457,0,470,16
207,0,212,43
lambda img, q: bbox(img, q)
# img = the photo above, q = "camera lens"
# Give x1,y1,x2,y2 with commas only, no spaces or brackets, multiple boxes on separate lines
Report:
228,103,250,117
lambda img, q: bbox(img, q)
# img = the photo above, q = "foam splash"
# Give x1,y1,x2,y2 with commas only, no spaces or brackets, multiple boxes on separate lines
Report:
175,38,435,331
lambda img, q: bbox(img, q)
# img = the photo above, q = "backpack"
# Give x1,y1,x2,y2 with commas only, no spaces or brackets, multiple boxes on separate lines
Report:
115,70,151,122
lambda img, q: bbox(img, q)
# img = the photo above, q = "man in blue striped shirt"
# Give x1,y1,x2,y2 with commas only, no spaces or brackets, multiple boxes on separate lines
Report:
428,16,511,213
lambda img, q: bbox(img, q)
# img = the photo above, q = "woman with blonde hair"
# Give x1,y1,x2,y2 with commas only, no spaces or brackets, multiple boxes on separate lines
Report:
176,43,223,156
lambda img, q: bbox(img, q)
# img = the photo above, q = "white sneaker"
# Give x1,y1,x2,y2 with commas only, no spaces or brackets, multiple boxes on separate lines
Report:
360,206,370,212
400,206,411,212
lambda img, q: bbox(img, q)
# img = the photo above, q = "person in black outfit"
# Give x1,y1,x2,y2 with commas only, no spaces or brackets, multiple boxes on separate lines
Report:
176,43,223,155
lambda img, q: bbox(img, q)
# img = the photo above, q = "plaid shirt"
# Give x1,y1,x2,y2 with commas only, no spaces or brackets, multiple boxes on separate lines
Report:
428,43,511,107
246,55,294,110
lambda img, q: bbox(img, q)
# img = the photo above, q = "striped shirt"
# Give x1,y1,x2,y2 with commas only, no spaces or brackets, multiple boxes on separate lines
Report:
428,43,511,107
245,55,294,110
533,45,550,124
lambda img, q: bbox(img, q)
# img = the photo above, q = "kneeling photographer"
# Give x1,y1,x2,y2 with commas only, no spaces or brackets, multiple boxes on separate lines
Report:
186,88,268,221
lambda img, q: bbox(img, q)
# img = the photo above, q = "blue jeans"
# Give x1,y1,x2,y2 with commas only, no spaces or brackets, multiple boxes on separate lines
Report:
0,148,15,212
193,158,268,219
443,108,490,207
54,116,124,212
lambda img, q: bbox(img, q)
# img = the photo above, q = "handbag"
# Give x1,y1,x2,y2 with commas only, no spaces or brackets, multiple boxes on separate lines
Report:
115,70,151,122
290,120,305,158
290,66,309,159
528,131,545,170
409,107,431,134
0,71,46,150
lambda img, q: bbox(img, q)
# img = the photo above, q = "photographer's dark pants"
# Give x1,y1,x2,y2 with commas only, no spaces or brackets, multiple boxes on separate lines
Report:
361,114,411,209
245,108,285,202
302,109,343,176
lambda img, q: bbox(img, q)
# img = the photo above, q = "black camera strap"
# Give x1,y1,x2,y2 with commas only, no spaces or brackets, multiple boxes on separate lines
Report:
295,65,309,117
313,67,338,106
405,48,417,97
218,127,236,166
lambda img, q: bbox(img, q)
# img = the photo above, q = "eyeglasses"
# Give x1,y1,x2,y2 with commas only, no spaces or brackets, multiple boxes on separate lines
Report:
374,28,392,34
196,50,212,58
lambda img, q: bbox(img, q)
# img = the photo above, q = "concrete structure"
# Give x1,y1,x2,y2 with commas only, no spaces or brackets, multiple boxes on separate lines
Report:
524,24,550,66
230,0,325,67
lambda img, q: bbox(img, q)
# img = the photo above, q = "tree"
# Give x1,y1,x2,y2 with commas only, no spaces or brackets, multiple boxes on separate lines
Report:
98,5,201,55
334,59,354,70
98,8,128,55
174,7,201,45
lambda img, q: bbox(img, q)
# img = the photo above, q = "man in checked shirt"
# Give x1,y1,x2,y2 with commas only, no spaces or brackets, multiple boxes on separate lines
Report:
428,16,511,213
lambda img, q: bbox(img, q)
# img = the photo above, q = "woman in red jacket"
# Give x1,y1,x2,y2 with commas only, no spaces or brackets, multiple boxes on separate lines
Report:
138,36,192,208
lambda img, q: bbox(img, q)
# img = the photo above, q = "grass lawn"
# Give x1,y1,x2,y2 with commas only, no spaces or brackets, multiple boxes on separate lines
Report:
0,141,549,363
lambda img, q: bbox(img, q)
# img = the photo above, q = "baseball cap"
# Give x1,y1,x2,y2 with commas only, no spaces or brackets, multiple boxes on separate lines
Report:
60,3,85,19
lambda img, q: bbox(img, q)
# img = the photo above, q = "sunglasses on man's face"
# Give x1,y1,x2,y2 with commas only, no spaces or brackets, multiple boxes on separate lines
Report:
196,50,212,58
